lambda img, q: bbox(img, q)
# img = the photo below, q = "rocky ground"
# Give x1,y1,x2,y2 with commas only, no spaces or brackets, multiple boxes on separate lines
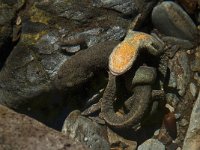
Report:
0,0,200,150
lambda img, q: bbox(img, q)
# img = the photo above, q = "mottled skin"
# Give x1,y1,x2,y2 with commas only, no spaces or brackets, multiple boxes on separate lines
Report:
109,31,164,75
54,41,119,89
100,31,164,129
101,66,156,129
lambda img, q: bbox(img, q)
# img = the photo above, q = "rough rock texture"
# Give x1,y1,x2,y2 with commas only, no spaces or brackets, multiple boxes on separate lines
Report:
0,0,128,109
183,91,200,150
92,0,157,16
0,104,86,150
168,51,191,96
62,110,109,150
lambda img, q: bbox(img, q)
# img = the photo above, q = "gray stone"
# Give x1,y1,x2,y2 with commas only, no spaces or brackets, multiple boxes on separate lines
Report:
138,139,165,150
183,91,200,150
191,47,200,73
190,82,198,97
166,93,180,108
168,51,190,96
180,118,189,127
152,1,197,41
62,110,110,150
0,105,86,150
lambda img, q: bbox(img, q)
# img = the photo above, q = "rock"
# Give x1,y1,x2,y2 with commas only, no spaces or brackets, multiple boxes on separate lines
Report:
191,47,200,73
189,82,198,97
168,51,191,96
0,0,128,115
107,127,137,150
183,91,200,150
62,110,110,150
179,118,189,127
166,93,180,108
92,0,157,16
138,139,165,150
0,104,86,150
152,1,197,41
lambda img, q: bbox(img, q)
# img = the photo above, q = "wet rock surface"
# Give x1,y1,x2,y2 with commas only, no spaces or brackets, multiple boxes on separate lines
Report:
0,104,86,150
0,0,199,149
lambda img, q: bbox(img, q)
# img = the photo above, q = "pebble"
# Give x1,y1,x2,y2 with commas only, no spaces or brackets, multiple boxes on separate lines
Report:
183,91,200,150
179,118,189,127
166,93,180,108
138,139,165,150
165,104,175,112
62,110,110,150
152,1,197,41
190,82,198,97
92,0,157,15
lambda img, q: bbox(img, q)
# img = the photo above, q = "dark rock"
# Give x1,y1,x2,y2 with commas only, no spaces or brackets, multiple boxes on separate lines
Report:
152,1,197,41
62,110,110,150
0,0,128,110
177,0,198,14
189,82,198,97
0,104,86,150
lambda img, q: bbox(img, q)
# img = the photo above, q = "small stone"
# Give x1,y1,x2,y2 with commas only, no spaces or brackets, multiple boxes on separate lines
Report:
138,139,165,150
179,118,189,127
166,93,180,108
154,129,160,136
152,1,197,41
165,104,175,112
175,113,181,119
190,82,198,97
158,128,173,145
176,147,182,150
62,110,110,150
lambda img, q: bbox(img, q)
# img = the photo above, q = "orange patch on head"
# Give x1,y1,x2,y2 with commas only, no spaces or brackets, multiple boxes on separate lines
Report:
109,41,138,75
109,32,153,75
129,33,151,44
